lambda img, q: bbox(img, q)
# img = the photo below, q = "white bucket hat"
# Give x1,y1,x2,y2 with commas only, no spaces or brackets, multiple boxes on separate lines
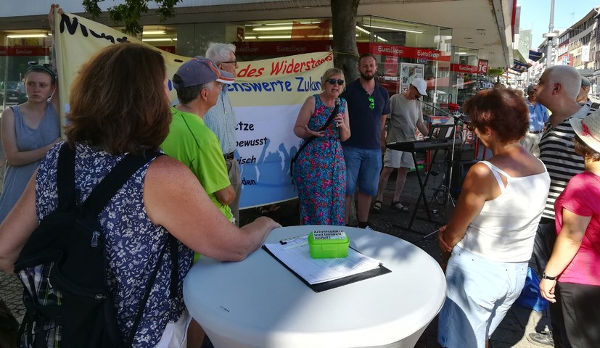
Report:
570,110,600,153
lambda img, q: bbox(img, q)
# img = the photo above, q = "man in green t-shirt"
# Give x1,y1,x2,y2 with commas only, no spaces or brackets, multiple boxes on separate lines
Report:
162,57,236,222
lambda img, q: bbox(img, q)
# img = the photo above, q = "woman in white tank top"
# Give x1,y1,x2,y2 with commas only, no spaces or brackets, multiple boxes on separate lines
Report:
437,89,550,348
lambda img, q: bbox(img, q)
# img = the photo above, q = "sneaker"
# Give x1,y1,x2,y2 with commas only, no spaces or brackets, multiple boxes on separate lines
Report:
527,332,554,347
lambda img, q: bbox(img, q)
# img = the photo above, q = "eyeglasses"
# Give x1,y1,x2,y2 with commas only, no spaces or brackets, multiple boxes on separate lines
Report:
368,96,375,110
327,78,344,85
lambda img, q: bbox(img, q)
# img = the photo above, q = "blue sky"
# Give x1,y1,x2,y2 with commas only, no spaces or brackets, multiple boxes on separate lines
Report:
519,0,599,48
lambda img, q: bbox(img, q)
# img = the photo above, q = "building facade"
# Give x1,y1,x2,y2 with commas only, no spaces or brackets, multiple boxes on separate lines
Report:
1,0,516,108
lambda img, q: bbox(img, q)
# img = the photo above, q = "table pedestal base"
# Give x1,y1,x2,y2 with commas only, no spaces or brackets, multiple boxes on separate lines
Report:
204,322,429,348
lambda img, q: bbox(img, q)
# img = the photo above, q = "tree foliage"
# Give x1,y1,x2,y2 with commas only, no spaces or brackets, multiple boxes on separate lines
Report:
82,0,181,34
487,67,505,77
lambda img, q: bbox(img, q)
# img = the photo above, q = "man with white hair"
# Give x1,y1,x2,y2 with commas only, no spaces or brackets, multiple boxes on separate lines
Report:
527,65,596,347
204,43,242,225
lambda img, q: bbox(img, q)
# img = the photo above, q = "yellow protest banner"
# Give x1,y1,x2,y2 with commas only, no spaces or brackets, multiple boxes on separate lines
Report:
53,11,184,123
53,11,334,208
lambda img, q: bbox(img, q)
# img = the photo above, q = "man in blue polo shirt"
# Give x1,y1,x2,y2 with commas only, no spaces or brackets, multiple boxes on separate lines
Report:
341,53,390,228
520,84,549,157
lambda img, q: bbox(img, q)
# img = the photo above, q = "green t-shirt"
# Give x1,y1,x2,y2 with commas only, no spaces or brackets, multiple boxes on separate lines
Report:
161,107,233,222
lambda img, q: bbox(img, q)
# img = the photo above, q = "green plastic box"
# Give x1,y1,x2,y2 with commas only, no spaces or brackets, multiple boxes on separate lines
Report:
308,230,349,259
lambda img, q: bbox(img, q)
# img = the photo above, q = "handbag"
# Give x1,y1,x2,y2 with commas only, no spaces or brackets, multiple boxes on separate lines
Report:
290,99,340,177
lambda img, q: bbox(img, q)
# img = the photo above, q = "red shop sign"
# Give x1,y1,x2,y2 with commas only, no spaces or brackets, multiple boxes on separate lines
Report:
478,59,489,74
0,46,50,56
364,43,450,62
450,63,479,74
235,40,332,56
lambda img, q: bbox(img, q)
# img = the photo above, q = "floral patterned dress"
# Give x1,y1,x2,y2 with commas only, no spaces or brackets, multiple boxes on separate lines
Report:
293,94,346,225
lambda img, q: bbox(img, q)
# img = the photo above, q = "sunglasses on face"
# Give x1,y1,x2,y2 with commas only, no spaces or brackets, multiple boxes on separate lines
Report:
327,78,344,85
368,96,375,110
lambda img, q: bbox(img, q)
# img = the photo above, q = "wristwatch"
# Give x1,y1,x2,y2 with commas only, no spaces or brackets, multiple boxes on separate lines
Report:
542,272,557,280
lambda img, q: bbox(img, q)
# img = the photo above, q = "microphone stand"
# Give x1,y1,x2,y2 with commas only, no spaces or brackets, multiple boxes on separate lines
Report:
420,101,464,210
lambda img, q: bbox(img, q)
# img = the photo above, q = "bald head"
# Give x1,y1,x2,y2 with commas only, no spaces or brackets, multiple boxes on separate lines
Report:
545,65,581,100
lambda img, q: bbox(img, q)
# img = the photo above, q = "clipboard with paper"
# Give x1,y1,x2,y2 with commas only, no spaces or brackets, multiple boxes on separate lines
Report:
262,234,391,292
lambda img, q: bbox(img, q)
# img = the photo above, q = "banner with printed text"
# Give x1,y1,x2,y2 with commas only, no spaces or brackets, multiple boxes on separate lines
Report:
54,11,333,209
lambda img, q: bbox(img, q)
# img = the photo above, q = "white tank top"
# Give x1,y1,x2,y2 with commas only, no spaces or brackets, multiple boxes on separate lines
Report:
456,160,551,262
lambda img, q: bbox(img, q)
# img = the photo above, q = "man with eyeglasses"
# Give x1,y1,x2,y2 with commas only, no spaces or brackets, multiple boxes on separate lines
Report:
162,57,236,225
341,53,390,228
373,78,429,214
205,43,242,226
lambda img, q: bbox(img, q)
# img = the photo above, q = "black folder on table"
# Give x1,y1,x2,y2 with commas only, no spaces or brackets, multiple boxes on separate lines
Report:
262,244,391,292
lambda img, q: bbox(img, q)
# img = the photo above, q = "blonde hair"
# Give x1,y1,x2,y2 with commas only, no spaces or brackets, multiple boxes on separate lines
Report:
320,68,346,91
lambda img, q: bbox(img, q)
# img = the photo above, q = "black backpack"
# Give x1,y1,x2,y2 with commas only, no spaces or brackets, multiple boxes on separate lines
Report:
13,143,177,348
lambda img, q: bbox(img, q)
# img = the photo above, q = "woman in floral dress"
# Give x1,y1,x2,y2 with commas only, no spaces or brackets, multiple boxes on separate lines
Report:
292,68,351,224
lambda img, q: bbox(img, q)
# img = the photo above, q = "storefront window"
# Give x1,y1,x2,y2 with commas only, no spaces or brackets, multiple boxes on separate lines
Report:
356,16,452,114
221,16,453,112
450,46,479,105
141,25,177,53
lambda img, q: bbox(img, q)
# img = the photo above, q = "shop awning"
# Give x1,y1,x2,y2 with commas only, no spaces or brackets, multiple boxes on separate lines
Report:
529,50,543,61
511,49,531,73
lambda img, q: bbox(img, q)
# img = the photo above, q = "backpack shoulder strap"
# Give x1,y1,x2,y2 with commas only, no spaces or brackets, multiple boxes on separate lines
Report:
57,143,77,210
81,152,162,218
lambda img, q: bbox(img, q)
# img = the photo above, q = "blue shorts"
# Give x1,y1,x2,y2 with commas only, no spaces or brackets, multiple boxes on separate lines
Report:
437,246,528,348
342,146,381,196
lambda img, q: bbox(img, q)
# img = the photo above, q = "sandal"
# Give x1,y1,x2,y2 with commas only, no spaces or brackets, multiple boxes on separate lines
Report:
371,200,383,213
391,201,409,212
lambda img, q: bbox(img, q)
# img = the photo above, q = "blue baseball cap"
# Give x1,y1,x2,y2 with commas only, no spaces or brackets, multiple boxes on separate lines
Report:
174,57,234,88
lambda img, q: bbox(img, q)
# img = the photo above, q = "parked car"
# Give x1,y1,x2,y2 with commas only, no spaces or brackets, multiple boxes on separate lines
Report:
0,81,27,105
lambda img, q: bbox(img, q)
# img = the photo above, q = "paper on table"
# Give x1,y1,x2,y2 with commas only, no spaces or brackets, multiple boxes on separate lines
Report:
264,235,382,285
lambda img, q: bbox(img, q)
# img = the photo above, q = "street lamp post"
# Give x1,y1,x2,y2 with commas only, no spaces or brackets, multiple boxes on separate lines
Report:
544,0,558,68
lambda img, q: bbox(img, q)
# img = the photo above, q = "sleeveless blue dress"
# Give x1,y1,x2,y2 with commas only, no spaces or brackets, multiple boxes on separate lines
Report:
0,103,59,223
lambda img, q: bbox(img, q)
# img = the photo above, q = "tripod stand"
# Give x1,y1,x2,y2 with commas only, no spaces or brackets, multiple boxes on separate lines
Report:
433,111,465,208
418,104,466,241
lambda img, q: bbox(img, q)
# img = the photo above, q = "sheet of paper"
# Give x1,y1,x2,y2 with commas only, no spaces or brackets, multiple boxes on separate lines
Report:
264,235,382,284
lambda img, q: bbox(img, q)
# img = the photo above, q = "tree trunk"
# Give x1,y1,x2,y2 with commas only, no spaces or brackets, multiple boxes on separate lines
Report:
331,0,360,82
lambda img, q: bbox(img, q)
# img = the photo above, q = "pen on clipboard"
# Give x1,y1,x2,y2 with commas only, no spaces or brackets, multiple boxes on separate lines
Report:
279,235,307,245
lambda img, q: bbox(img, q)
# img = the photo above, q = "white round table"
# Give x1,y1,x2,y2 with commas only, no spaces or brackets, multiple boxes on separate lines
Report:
184,226,446,348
